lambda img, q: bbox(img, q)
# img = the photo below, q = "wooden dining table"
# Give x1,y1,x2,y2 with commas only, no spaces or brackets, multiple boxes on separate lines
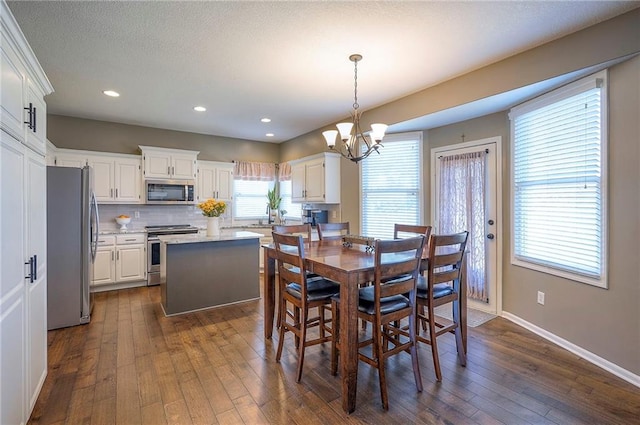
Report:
262,239,467,413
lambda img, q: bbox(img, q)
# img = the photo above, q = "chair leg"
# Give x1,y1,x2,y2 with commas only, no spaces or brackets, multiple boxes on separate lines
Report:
408,312,423,392
427,304,442,382
372,320,389,411
452,299,467,367
319,305,325,339
418,304,427,331
295,305,309,382
293,306,300,349
275,300,287,362
330,299,339,376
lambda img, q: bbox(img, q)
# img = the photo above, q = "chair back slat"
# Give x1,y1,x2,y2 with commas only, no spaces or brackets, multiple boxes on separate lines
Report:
317,222,350,241
374,236,426,300
272,232,308,295
425,231,469,297
273,224,312,242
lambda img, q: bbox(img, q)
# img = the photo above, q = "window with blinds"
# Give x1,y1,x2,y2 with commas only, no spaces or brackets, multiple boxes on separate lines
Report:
279,180,302,220
509,70,607,288
361,132,423,239
233,179,274,219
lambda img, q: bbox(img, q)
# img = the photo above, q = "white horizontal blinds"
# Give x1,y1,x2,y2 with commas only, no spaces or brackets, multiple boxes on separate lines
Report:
279,180,301,219
234,180,272,218
511,73,605,282
361,133,421,239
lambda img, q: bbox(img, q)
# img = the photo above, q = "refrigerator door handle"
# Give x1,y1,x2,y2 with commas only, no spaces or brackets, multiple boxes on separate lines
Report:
90,192,100,261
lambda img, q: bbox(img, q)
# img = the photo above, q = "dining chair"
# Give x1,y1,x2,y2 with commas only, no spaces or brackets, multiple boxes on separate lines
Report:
272,232,340,382
317,222,350,242
272,224,312,244
415,231,469,381
330,235,425,410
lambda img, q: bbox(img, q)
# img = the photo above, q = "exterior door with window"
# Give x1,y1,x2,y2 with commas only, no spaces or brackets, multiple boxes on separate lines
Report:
432,137,501,314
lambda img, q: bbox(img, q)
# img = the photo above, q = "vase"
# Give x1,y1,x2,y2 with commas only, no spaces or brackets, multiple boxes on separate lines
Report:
206,217,220,237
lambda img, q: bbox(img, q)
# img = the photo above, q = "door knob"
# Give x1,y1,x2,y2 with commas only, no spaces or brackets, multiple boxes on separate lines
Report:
487,233,495,240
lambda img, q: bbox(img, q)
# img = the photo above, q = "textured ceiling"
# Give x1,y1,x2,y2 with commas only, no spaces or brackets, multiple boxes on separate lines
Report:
7,1,639,143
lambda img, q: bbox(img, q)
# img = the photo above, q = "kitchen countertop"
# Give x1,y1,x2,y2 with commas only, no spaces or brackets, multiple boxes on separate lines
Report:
158,230,263,244
99,228,146,235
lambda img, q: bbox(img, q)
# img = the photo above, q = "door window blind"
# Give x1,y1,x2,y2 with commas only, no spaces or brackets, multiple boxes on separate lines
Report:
509,71,607,287
361,132,422,239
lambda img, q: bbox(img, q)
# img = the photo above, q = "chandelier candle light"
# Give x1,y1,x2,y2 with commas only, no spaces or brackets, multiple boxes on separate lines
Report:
323,54,388,163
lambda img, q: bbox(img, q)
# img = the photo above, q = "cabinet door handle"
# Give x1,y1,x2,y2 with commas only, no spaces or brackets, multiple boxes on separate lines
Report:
168,166,171,175
33,255,37,281
115,188,118,198
125,238,136,242
110,188,113,197
23,103,34,130
111,251,114,261
117,251,120,260
24,256,34,283
32,107,37,132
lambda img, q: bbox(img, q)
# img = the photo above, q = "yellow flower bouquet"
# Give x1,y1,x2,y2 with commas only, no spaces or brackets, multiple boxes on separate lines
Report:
197,199,226,217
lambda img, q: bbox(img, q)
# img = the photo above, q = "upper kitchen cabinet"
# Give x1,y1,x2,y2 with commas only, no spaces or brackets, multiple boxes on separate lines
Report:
290,152,341,203
197,160,233,202
0,2,51,156
87,153,142,204
139,145,198,180
52,149,88,168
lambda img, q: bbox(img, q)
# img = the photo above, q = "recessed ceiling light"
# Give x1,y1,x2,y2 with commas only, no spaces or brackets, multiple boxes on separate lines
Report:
261,118,271,123
193,106,206,112
102,90,120,97
266,133,274,137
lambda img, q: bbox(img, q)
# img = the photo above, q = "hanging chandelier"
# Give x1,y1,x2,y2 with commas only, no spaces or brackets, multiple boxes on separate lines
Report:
322,54,388,163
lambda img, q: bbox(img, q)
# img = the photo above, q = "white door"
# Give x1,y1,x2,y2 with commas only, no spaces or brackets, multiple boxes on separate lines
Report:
115,159,140,202
1,134,27,425
304,158,325,201
431,136,502,314
116,245,145,282
216,167,233,201
291,163,306,202
198,166,216,201
171,155,196,180
24,149,47,412
89,157,114,202
144,153,171,179
92,247,115,285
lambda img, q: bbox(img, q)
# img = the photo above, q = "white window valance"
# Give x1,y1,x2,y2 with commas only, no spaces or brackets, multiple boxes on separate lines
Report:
234,161,276,181
278,163,292,181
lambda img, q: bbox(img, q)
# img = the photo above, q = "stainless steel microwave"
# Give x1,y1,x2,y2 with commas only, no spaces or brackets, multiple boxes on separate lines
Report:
145,180,195,204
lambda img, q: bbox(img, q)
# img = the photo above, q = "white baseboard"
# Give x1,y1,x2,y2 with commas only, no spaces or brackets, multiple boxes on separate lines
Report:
90,280,147,293
501,311,640,389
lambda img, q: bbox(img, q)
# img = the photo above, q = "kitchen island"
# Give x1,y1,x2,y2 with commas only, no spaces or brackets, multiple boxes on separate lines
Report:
159,231,262,316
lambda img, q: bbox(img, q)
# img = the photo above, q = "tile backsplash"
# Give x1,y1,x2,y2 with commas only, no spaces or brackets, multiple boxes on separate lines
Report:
98,204,232,231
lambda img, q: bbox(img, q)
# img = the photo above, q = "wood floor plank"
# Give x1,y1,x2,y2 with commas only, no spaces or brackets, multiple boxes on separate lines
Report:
26,285,639,425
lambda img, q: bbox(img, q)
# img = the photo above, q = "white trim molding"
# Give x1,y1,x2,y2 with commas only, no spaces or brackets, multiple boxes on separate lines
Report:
502,311,640,389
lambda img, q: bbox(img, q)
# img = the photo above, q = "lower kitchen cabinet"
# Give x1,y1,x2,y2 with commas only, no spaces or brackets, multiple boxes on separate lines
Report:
92,233,146,288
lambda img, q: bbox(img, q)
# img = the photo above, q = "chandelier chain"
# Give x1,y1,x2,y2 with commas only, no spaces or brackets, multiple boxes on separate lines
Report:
353,58,359,111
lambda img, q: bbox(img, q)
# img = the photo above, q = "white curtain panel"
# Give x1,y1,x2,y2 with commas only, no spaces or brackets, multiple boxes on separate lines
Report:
438,151,487,301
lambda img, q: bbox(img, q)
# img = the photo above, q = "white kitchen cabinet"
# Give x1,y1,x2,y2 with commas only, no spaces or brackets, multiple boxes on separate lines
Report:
93,236,116,285
92,233,146,287
290,152,341,203
87,153,141,203
139,145,198,180
197,160,233,202
0,3,53,423
0,19,50,156
53,149,87,168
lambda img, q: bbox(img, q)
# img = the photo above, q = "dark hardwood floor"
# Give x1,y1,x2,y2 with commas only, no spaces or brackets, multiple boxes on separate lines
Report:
28,284,639,424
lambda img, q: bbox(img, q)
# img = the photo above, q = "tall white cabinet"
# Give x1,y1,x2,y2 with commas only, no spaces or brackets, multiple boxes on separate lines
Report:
0,1,54,423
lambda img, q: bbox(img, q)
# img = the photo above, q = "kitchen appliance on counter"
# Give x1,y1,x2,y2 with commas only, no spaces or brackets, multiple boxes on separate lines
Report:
145,180,195,204
47,166,99,330
146,224,199,285
302,207,328,227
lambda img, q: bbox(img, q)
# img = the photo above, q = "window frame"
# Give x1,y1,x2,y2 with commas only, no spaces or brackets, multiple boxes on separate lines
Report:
509,70,608,288
359,131,424,239
232,179,275,221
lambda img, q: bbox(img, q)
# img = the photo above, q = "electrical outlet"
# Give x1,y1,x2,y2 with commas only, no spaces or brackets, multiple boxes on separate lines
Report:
332,210,337,219
537,291,545,305
134,211,140,218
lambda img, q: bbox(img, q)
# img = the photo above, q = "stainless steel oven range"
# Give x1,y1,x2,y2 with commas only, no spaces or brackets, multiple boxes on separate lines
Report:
146,224,199,285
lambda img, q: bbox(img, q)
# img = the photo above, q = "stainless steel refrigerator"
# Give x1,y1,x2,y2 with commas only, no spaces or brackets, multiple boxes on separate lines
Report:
47,166,99,330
